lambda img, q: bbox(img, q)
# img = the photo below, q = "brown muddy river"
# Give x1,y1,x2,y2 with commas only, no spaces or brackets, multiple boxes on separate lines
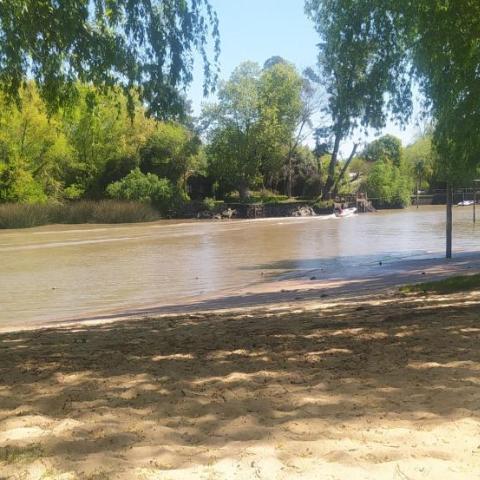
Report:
1,206,479,327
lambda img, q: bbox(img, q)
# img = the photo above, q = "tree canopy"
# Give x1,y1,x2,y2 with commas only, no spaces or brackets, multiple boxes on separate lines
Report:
0,0,220,118
305,0,480,184
202,60,305,199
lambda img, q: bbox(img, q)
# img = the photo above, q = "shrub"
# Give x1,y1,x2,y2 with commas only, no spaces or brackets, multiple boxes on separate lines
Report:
63,184,84,200
106,168,172,205
202,197,217,211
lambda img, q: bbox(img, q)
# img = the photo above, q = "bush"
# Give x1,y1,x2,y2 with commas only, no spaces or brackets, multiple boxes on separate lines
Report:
63,184,84,200
106,168,172,207
202,197,217,211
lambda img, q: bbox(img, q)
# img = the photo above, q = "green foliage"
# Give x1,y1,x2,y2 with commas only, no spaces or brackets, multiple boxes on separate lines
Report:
224,190,289,204
140,122,200,187
404,135,435,191
366,160,412,208
363,135,403,166
307,0,480,185
63,184,84,201
95,156,139,195
0,83,206,216
62,85,158,196
347,157,370,186
203,62,263,199
258,61,304,181
400,274,480,295
0,0,219,119
0,82,161,201
0,160,47,203
202,197,217,211
305,1,413,198
303,175,323,198
257,190,289,204
203,60,305,199
106,168,172,207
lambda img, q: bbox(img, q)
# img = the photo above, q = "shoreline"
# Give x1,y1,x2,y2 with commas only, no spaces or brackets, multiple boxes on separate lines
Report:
3,250,480,334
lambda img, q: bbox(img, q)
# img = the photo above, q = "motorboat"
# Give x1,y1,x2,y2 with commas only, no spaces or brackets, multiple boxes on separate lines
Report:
335,207,357,218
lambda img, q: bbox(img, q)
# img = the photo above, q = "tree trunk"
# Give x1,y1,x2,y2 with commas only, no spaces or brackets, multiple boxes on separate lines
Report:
333,143,358,196
446,183,453,258
322,132,341,199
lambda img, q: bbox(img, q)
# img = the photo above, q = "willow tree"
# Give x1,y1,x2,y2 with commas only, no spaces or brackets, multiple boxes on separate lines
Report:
305,0,412,199
0,0,220,118
306,0,480,256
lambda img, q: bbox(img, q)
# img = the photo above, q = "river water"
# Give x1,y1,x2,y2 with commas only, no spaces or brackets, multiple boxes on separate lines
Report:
1,206,479,328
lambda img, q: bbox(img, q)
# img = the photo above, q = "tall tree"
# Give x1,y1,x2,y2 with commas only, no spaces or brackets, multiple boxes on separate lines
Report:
305,0,412,199
0,0,220,118
363,135,402,166
203,60,305,200
203,62,263,200
305,0,480,255
258,60,304,193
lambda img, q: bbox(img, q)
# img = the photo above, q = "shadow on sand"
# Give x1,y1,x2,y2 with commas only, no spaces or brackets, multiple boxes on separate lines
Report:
1,289,480,476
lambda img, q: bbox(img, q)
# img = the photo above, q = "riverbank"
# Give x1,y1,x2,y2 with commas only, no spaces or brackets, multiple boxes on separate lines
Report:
1,285,480,479
0,199,339,229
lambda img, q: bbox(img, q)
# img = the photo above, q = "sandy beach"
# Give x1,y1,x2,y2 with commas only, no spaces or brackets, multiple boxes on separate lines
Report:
1,283,480,479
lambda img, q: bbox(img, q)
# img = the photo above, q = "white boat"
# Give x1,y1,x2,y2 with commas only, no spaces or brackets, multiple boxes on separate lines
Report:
457,200,474,206
335,207,357,218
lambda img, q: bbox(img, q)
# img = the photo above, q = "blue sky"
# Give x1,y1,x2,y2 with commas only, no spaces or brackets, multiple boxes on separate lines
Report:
187,0,423,155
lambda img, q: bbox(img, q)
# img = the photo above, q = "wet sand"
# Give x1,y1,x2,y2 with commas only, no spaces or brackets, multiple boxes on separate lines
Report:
1,287,480,479
6,250,479,332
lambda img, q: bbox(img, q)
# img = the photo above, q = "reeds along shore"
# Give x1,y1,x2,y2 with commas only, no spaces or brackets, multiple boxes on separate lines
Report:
0,201,159,229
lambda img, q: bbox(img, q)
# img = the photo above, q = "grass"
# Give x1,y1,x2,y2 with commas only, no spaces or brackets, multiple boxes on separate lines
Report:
400,273,480,294
0,200,159,229
0,444,44,464
224,191,291,204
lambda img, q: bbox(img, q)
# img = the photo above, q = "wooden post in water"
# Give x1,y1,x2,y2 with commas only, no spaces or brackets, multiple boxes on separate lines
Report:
446,184,453,259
